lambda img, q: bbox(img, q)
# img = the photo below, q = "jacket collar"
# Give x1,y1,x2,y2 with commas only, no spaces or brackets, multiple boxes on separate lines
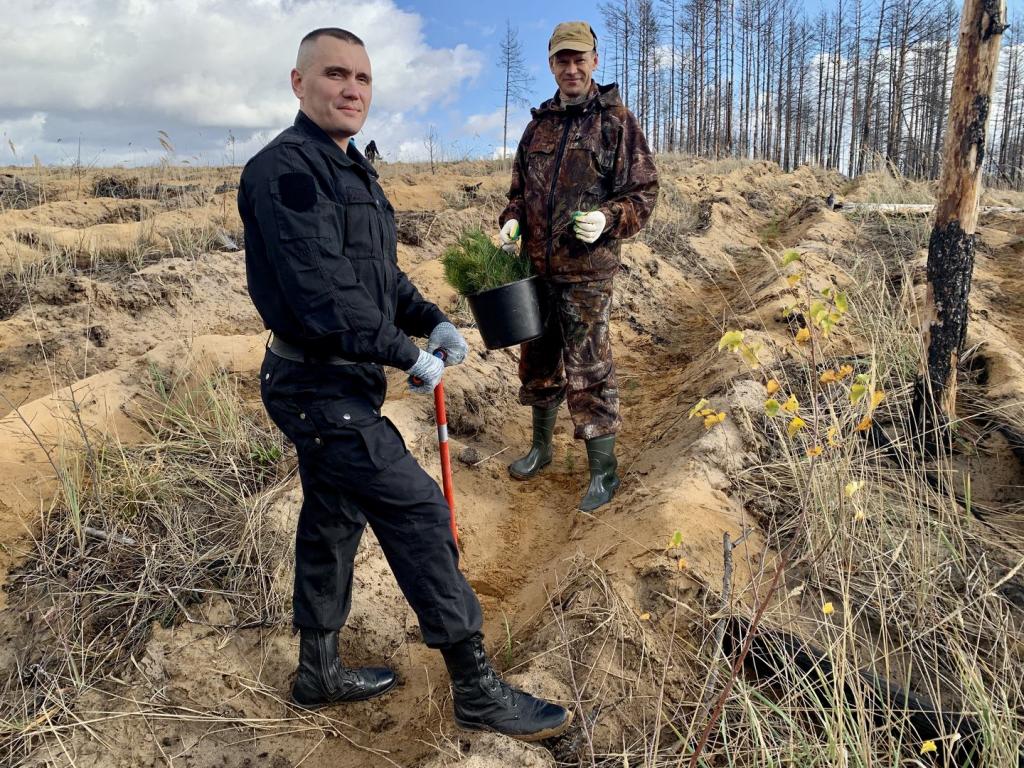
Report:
294,110,378,178
532,82,621,118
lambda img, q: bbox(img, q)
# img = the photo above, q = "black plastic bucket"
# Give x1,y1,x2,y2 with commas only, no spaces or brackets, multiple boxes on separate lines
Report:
467,275,545,350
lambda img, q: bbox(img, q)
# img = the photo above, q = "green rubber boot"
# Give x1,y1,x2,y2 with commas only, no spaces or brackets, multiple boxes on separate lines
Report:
508,407,558,480
579,434,620,511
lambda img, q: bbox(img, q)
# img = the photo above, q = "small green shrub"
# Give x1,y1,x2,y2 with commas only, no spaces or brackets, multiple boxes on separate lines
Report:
441,228,532,296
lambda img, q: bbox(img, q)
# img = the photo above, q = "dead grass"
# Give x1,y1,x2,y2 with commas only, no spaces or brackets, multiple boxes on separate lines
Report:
0,366,294,763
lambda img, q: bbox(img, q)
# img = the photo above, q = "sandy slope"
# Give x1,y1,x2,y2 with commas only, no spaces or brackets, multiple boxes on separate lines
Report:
0,160,1020,766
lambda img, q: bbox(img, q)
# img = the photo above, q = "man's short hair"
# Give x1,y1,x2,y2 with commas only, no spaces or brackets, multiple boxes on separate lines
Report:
296,28,365,70
301,27,365,49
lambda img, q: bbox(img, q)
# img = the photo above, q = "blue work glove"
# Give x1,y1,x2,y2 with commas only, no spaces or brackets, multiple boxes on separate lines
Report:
405,349,445,393
427,321,468,366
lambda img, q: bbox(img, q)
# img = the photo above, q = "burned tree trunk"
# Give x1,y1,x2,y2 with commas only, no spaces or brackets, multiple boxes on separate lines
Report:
914,0,1008,438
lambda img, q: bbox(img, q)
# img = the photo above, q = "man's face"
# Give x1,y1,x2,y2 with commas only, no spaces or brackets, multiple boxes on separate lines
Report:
291,37,372,146
549,49,598,99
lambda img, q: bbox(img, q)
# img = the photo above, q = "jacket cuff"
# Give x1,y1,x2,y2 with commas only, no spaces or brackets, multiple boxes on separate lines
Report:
424,307,450,335
600,204,621,236
392,336,423,371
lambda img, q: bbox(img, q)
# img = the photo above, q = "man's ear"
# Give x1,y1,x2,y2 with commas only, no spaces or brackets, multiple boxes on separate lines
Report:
290,68,303,100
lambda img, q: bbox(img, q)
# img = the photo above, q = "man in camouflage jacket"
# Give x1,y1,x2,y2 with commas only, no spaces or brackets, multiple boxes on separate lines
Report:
499,21,658,512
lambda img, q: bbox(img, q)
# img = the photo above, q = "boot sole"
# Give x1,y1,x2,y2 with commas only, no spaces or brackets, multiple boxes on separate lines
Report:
454,707,574,742
508,458,552,481
291,676,398,708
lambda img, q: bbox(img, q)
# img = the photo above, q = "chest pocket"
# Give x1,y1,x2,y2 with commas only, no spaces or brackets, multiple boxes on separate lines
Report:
339,183,384,260
270,178,339,242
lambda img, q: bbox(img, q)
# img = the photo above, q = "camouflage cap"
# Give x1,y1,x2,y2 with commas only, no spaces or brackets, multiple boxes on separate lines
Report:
548,21,597,57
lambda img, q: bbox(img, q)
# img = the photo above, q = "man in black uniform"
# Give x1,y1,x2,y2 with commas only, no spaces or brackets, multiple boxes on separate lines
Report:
238,28,570,741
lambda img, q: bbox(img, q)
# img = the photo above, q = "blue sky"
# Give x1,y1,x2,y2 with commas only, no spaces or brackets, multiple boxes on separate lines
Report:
0,0,1020,167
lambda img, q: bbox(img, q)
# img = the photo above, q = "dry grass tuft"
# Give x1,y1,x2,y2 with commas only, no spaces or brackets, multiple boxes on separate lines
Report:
0,367,293,763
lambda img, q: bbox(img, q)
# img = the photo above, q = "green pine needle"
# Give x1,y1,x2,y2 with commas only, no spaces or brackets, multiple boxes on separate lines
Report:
441,228,533,297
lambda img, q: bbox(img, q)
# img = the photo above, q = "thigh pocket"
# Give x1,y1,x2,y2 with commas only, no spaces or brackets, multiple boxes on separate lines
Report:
317,401,409,478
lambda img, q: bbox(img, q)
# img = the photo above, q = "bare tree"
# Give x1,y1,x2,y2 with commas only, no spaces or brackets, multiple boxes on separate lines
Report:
423,125,443,174
915,0,1008,436
498,20,534,162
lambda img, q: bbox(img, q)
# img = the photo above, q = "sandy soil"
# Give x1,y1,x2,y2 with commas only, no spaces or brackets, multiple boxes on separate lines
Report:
0,159,1021,766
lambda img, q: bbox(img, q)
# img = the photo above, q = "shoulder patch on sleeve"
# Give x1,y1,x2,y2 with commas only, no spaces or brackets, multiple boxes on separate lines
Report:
278,172,317,212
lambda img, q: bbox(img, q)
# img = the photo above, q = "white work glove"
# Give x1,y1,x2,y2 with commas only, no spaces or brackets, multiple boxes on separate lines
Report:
405,349,445,394
572,210,607,244
499,219,521,252
427,321,468,366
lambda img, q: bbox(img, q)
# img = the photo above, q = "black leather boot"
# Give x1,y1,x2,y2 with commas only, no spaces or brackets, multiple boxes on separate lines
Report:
291,628,397,707
579,434,620,511
441,634,572,741
508,406,558,480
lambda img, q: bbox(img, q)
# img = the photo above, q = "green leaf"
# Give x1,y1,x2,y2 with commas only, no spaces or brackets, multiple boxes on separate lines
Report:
781,250,802,266
739,343,761,367
850,383,867,404
765,398,781,417
688,398,710,418
809,301,828,325
834,291,849,313
669,530,683,548
718,330,745,352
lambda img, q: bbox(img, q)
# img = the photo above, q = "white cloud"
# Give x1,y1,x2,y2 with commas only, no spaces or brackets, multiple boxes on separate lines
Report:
463,107,531,159
466,109,506,135
0,0,484,164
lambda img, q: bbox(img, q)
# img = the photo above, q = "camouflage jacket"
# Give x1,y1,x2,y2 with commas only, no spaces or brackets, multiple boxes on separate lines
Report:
500,83,658,283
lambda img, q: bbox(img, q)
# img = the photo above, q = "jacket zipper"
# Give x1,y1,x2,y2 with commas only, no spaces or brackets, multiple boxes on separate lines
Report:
544,117,574,277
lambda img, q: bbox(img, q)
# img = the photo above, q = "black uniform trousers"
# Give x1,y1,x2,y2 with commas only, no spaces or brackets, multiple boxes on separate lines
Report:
260,349,482,648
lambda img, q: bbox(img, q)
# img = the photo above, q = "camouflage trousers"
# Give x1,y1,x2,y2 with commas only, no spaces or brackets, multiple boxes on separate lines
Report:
519,279,620,440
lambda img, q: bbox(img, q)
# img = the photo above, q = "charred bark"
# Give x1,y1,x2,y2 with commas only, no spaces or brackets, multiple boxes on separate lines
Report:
913,0,1007,439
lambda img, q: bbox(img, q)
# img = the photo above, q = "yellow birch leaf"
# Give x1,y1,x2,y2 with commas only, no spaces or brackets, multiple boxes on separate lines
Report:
827,426,839,446
822,602,835,616
795,327,811,343
853,509,865,522
786,273,802,287
844,480,864,498
835,291,849,313
787,417,807,438
820,369,838,384
807,445,823,458
855,415,873,431
782,394,799,413
920,741,937,755
837,364,854,380
639,612,651,621
704,412,727,429
677,558,688,571
870,390,886,410
688,398,710,418
766,379,781,395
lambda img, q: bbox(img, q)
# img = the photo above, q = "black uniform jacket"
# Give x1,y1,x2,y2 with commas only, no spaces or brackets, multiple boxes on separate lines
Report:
239,111,445,371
